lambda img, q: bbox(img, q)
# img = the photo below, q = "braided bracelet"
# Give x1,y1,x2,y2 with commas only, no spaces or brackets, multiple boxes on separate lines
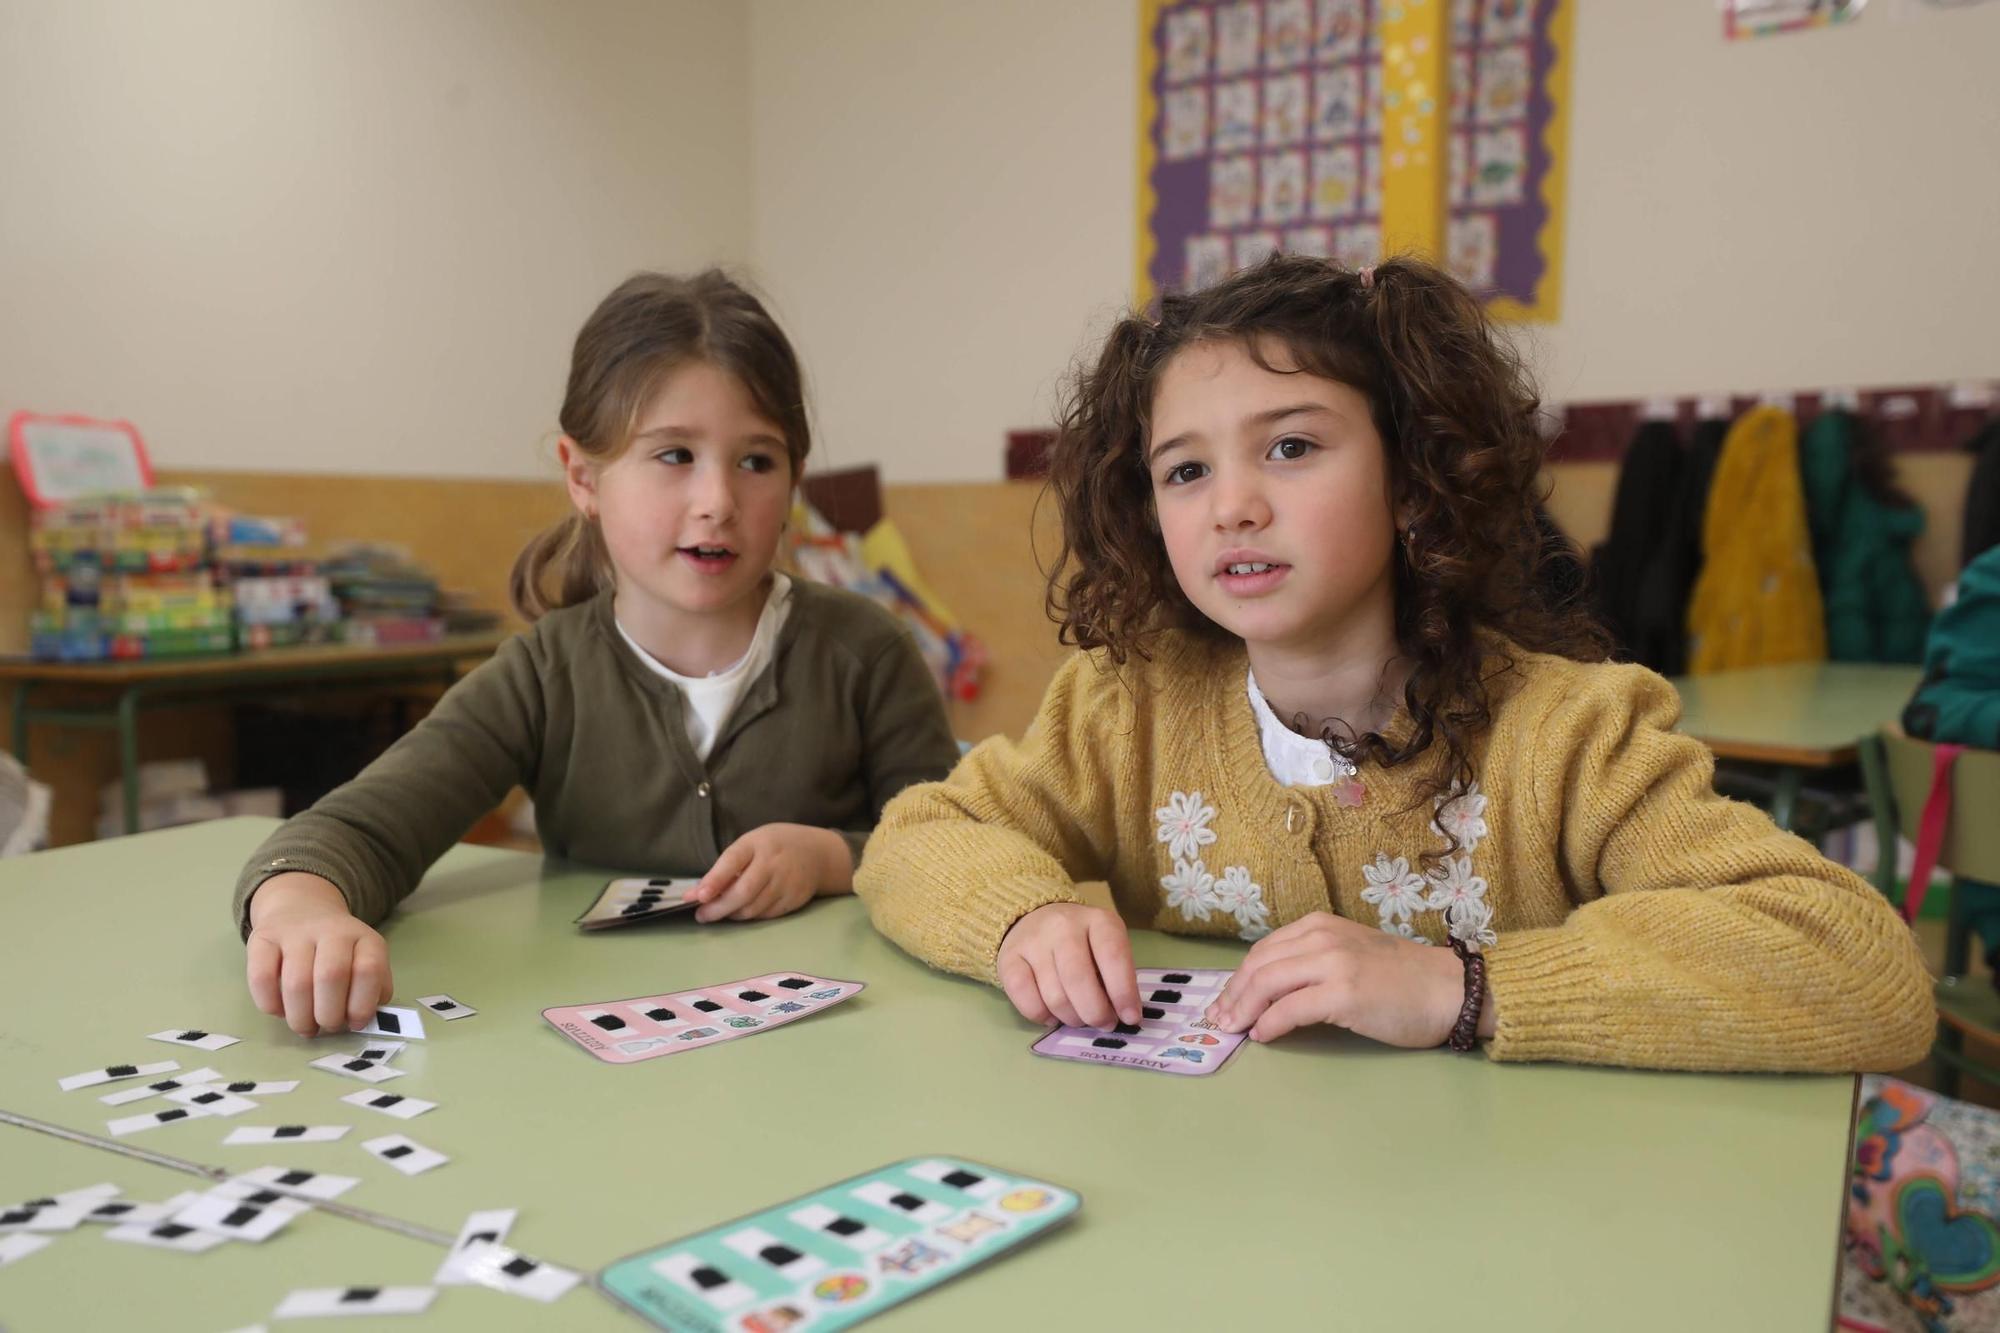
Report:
1446,936,1487,1053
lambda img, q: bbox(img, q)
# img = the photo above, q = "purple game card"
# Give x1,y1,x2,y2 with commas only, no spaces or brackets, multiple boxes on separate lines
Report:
1030,967,1246,1076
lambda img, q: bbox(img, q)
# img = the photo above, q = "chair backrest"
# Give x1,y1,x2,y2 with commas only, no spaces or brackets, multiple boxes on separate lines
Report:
1878,726,2000,884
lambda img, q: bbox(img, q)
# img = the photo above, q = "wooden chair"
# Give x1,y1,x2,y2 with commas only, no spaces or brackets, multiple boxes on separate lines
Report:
1861,726,2000,1095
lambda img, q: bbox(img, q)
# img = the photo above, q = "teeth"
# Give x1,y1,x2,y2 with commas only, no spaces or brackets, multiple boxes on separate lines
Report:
1225,563,1274,575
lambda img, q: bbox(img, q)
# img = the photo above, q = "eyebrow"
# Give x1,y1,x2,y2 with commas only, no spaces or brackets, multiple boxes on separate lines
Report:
630,426,786,450
1146,402,1334,464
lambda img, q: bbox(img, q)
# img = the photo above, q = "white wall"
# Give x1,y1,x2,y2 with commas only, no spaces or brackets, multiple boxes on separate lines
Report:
750,0,2000,482
1528,0,2000,408
0,0,750,480
746,0,1137,482
6,2,1993,485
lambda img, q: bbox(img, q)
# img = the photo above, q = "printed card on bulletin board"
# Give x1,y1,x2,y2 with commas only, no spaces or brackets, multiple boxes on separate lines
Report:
1138,0,1573,321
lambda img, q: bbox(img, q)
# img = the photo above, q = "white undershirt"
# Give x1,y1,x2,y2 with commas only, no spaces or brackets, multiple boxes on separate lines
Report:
1245,667,1352,788
616,574,794,761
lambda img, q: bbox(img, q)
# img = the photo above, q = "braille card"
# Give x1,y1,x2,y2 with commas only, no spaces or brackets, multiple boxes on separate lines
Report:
542,973,863,1065
1030,968,1248,1077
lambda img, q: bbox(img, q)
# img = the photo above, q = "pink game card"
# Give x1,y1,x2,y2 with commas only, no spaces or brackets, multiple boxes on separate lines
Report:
1030,967,1247,1076
542,972,863,1065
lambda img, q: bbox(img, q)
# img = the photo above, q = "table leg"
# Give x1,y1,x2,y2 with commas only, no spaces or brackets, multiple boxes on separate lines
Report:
118,689,142,836
1770,767,1803,833
10,682,30,764
1856,736,1899,899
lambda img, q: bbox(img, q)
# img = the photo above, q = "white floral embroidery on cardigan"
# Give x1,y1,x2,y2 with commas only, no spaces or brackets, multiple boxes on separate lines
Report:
1156,793,1271,941
1363,780,1495,949
1155,790,1218,861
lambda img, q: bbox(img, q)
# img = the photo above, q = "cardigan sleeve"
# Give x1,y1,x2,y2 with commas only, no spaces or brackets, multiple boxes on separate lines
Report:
855,650,1134,982
831,627,967,867
230,635,546,938
1482,663,1934,1072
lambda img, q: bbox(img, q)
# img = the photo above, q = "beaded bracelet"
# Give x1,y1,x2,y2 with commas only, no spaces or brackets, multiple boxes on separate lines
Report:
1446,936,1487,1053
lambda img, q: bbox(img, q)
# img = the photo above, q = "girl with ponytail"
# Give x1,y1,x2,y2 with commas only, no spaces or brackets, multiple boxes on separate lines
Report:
856,254,1931,1074
236,270,959,1036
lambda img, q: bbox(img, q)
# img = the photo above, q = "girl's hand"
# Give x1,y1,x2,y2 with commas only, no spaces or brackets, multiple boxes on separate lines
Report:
687,824,849,923
245,872,393,1038
996,903,1142,1029
1205,911,1489,1047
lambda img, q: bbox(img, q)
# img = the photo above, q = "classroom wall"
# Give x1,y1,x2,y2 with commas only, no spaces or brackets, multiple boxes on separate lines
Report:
750,0,2000,484
0,0,751,482
745,0,1138,482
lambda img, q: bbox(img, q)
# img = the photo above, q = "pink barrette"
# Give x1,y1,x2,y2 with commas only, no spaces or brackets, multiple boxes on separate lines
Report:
1358,266,1377,290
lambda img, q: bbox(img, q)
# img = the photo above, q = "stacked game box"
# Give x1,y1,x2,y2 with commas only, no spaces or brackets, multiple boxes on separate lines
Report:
26,490,342,660
320,544,446,646
212,512,342,651
28,489,232,660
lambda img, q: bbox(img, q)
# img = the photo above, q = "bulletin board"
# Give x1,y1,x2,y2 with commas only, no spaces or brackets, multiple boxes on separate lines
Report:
1136,0,1572,320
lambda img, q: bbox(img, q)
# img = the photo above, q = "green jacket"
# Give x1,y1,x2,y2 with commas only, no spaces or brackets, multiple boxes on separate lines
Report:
232,581,960,935
1800,411,1930,663
1904,545,2000,749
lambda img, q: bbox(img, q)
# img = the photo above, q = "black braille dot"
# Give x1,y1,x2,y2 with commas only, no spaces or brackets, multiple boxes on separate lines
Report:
826,1217,864,1236
1092,1037,1127,1049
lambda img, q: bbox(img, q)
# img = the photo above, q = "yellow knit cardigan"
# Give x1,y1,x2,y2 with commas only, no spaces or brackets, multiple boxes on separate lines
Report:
856,635,1933,1072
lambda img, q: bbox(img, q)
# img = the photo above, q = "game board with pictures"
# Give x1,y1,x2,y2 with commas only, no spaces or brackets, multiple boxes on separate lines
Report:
542,973,862,1065
1030,967,1247,1076
598,1156,1080,1332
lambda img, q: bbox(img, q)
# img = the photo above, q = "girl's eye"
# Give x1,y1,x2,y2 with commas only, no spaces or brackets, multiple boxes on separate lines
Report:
1163,460,1208,486
1268,436,1316,462
739,453,777,473
653,447,693,465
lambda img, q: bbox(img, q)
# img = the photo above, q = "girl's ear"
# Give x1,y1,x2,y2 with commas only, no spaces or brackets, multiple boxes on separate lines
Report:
557,436,598,519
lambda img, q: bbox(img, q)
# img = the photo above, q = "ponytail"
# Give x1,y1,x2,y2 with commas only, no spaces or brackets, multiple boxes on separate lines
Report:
509,512,610,622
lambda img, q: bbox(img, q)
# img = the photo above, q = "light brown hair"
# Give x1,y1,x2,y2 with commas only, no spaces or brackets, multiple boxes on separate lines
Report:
510,270,810,620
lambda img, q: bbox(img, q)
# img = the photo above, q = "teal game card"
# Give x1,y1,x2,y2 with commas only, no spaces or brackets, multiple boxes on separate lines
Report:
598,1156,1080,1331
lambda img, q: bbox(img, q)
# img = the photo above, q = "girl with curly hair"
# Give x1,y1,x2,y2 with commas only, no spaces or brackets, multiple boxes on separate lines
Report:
855,254,1932,1072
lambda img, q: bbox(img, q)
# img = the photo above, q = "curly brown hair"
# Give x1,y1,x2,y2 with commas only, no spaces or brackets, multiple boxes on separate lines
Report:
1044,252,1606,815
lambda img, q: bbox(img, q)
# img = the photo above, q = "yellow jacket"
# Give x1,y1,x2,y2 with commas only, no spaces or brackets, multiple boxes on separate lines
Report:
856,636,1932,1072
1686,405,1828,672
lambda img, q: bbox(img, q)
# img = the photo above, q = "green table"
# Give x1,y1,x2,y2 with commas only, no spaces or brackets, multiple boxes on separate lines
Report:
2,820,1860,1331
1669,662,1923,831
1,633,505,835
